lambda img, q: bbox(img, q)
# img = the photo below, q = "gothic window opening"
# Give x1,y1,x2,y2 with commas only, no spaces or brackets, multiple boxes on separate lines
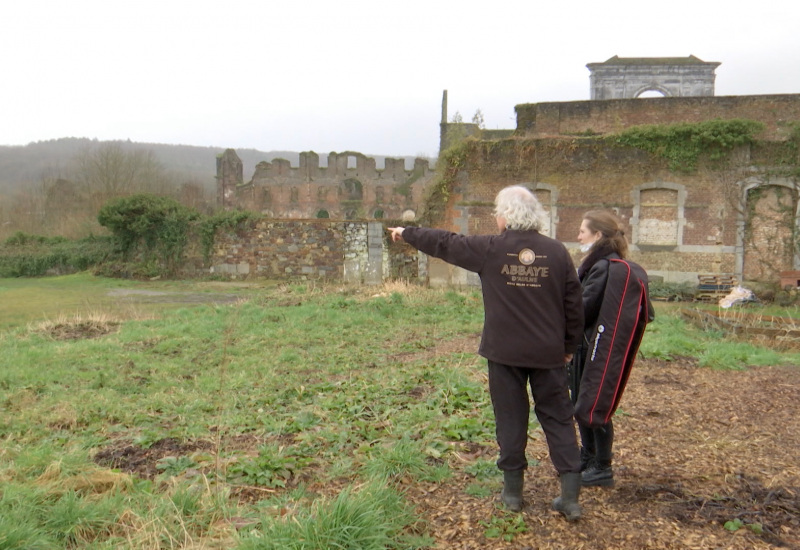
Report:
342,178,363,200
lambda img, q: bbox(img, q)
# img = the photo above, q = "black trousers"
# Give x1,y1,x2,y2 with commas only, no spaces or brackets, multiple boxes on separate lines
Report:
570,346,615,465
488,360,580,474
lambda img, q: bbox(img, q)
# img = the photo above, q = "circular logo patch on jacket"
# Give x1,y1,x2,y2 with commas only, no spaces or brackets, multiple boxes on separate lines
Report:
518,248,536,265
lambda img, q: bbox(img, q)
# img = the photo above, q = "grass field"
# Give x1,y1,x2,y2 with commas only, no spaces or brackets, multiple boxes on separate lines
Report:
0,273,268,330
1,274,799,549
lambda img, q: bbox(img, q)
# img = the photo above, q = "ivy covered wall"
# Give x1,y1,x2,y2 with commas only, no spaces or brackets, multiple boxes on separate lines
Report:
423,120,800,285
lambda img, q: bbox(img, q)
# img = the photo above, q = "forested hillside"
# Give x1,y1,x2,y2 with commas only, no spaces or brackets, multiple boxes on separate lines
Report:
0,138,422,240
0,138,300,194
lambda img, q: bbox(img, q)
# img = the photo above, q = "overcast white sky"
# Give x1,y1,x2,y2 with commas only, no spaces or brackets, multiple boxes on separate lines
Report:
2,0,799,159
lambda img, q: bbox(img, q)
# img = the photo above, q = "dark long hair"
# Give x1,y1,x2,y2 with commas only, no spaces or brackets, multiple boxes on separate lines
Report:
578,210,629,277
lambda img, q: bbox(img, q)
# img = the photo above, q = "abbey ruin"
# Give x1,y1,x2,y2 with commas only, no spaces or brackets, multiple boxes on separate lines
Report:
216,149,435,222
212,56,800,287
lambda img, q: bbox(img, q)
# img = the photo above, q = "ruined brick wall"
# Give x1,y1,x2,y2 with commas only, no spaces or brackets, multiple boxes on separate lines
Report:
426,137,796,286
220,150,434,222
515,94,800,140
207,93,800,287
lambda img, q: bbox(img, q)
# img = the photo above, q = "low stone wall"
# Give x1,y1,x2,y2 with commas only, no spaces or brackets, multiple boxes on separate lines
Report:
194,219,419,284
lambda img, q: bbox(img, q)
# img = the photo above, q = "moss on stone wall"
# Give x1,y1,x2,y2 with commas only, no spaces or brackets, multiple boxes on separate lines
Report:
418,142,469,226
612,119,765,172
423,119,800,283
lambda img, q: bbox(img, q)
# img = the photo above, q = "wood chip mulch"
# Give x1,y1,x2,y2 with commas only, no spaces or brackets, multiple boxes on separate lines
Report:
407,358,800,550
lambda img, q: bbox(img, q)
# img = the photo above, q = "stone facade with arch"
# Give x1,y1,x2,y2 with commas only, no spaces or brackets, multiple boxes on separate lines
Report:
586,55,720,99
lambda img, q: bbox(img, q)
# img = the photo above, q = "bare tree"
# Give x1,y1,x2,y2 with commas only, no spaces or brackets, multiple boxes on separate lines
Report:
72,143,173,205
471,109,485,129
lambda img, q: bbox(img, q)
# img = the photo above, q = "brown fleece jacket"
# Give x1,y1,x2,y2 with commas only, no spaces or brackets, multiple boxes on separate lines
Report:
402,227,583,368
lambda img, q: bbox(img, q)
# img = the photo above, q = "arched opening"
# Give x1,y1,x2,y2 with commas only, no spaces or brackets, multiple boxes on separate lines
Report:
743,184,797,281
636,89,667,98
342,178,363,200
373,209,385,219
316,210,330,219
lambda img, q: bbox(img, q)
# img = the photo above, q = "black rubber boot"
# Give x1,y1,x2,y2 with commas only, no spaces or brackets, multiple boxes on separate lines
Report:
579,447,594,472
578,422,595,471
582,423,614,487
501,469,524,512
551,472,582,521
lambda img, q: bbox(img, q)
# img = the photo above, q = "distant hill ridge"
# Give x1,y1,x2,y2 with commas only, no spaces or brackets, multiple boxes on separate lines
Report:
0,138,302,193
0,138,421,196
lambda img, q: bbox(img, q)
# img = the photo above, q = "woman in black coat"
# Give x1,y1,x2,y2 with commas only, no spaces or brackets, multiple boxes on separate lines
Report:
573,210,642,487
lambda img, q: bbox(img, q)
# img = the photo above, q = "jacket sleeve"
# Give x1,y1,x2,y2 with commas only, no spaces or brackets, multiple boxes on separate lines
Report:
581,260,609,330
402,227,489,273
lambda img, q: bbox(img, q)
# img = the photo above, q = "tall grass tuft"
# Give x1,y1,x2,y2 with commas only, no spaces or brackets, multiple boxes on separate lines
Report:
238,479,431,550
638,312,702,360
363,438,450,482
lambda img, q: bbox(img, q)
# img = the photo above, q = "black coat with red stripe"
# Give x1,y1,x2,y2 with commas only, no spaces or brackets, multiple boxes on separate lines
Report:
571,252,654,428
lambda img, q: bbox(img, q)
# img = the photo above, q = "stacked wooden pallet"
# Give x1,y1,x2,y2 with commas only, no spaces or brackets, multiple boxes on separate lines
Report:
695,273,737,302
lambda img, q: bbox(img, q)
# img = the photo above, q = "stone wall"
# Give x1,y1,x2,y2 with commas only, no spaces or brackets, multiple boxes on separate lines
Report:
207,92,800,288
201,219,418,284
425,136,799,287
202,135,799,288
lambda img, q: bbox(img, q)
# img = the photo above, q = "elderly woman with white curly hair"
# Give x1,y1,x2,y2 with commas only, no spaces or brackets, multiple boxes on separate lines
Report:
389,185,584,520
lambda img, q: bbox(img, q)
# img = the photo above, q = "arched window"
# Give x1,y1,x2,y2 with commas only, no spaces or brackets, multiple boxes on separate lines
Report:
343,178,363,200
316,210,330,219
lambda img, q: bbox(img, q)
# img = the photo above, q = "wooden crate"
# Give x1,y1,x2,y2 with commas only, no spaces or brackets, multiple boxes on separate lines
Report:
695,273,737,302
779,270,800,290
